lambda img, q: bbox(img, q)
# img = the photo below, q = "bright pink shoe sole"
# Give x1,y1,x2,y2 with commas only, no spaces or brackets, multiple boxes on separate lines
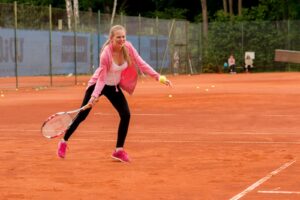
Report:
111,150,130,163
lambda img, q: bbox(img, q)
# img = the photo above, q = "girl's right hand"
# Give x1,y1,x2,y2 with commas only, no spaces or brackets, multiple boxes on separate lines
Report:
88,96,99,107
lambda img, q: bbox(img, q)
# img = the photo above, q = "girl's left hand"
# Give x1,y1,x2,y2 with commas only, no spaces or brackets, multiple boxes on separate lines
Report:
164,79,173,88
159,75,173,88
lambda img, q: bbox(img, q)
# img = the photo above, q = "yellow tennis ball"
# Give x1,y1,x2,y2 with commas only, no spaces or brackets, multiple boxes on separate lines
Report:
159,75,167,84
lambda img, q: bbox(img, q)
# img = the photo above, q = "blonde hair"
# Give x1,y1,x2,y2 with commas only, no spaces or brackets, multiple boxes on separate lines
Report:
101,25,131,65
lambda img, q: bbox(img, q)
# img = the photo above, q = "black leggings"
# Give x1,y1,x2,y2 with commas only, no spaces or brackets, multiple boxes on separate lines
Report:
229,64,236,72
64,84,131,148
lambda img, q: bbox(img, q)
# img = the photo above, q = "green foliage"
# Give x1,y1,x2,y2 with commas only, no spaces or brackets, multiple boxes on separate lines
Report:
151,0,166,10
213,10,231,22
198,0,300,72
1,0,300,21
0,0,65,8
198,19,300,73
147,7,188,20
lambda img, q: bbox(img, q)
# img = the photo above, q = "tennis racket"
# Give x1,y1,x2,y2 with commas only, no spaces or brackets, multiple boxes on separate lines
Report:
41,104,91,139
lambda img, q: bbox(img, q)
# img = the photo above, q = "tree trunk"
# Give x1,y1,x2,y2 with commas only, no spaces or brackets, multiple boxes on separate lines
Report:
223,0,228,14
111,0,117,26
65,0,73,29
201,0,208,38
238,0,242,16
73,0,80,25
229,0,233,18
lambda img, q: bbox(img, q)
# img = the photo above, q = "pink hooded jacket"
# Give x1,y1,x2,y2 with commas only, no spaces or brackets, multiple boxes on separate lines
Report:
87,41,160,98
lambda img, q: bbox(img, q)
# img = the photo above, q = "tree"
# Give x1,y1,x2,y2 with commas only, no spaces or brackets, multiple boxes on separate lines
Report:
65,0,79,30
201,0,208,38
242,0,300,21
228,0,233,18
221,0,242,19
148,8,187,20
65,0,73,29
111,0,117,26
73,0,79,24
238,0,242,16
223,0,228,14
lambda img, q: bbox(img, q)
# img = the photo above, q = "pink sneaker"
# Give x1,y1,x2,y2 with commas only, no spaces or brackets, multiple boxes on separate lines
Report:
111,150,130,163
57,140,67,158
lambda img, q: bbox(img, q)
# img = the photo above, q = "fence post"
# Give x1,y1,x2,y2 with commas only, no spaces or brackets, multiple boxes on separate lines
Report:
155,16,159,70
73,11,77,85
123,13,126,29
13,1,18,88
121,12,123,26
97,10,101,68
185,21,189,74
241,22,244,66
138,14,141,54
49,4,53,86
287,19,290,71
199,22,203,73
159,19,175,74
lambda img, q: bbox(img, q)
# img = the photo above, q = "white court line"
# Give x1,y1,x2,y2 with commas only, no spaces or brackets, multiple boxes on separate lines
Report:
53,138,300,145
2,128,299,135
258,190,300,194
1,133,300,144
229,160,296,200
94,112,176,116
80,139,300,144
1,129,300,144
263,114,300,117
0,135,288,144
65,138,300,144
93,113,300,117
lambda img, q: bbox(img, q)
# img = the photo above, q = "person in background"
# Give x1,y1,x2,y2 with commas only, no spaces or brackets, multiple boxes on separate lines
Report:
57,25,172,163
228,54,236,74
244,54,253,73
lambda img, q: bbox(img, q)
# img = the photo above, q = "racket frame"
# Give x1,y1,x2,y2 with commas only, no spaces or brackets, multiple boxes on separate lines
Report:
41,104,91,139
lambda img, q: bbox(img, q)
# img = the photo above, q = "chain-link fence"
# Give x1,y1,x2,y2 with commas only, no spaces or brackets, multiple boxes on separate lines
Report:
0,3,300,88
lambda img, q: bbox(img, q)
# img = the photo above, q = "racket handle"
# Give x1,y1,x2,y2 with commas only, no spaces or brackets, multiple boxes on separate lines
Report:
82,103,92,110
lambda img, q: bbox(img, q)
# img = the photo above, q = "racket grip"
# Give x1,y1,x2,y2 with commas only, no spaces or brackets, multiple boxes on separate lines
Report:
82,103,92,110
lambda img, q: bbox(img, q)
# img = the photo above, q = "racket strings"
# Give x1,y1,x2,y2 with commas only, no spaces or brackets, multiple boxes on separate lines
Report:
42,114,73,138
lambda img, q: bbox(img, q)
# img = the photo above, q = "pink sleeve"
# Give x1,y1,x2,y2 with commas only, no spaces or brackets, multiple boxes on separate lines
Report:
91,49,109,97
128,42,160,80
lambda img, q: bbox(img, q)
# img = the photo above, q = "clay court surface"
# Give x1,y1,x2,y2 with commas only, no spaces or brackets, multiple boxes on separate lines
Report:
0,72,299,200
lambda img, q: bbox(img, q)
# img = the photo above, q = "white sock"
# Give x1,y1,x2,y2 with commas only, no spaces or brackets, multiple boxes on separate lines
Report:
116,147,123,152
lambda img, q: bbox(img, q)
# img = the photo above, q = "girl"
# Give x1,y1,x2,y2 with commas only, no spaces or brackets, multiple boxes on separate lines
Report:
57,25,172,162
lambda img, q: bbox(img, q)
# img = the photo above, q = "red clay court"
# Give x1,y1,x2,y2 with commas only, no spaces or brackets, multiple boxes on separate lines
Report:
0,72,299,200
